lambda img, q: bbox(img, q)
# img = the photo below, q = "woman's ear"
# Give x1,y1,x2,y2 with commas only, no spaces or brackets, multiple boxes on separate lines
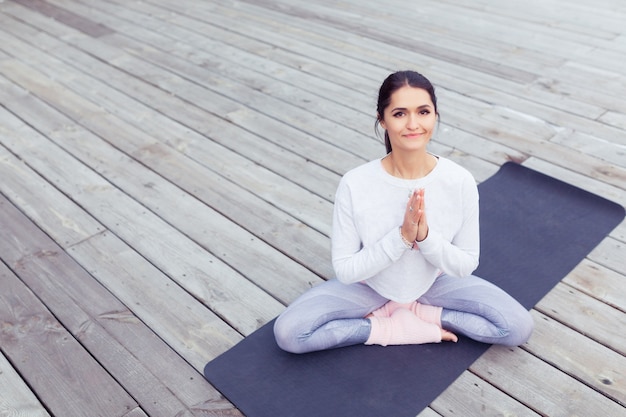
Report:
377,114,386,129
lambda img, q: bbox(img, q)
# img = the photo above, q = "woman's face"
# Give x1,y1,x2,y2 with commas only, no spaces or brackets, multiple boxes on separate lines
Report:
379,86,437,153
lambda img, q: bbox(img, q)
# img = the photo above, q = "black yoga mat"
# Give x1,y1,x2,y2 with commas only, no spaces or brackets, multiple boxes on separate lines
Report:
204,162,625,417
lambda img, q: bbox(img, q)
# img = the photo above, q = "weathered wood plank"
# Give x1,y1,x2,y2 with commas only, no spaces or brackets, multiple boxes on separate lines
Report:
440,0,626,35
0,193,241,416
120,408,149,417
0,111,104,248
525,310,626,406
226,0,540,83
588,237,626,274
27,0,524,190
64,0,380,132
416,407,443,417
39,0,588,199
0,350,51,417
549,130,626,169
0,79,284,335
70,229,247,361
144,0,391,98
471,345,626,416
611,221,626,245
0,11,337,275
174,0,600,120
429,371,541,416
0,68,334,276
86,0,526,174
543,61,626,101
535,284,626,354
11,0,114,37
20,0,372,174
600,110,626,130
0,237,138,417
54,0,511,187
133,0,626,189
564,259,626,311
0,62,321,305
308,0,591,71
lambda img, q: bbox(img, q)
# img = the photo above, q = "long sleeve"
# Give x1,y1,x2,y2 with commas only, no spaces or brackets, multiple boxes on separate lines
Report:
331,178,409,284
328,157,480,303
417,174,480,277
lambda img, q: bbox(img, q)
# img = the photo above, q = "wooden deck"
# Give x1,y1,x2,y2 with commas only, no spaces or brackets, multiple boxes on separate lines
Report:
0,0,624,415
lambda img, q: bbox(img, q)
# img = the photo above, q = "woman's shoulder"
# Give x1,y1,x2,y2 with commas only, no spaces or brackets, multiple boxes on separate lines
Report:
341,158,383,182
435,156,475,181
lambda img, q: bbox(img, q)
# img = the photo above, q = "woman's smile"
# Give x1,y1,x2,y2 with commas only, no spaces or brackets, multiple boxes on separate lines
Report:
379,86,437,153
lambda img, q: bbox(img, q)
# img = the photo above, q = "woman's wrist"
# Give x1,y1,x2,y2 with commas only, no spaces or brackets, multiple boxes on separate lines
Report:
399,227,414,249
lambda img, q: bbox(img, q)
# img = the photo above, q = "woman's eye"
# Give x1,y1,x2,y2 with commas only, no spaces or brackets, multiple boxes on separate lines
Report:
419,109,431,115
393,111,405,118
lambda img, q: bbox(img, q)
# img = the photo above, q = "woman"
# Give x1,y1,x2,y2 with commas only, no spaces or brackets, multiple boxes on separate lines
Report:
274,70,533,353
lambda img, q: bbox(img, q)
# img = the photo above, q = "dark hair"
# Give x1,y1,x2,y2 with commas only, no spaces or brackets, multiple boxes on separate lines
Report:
375,71,439,154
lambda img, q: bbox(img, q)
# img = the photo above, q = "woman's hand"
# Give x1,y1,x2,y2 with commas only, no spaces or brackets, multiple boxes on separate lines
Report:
401,188,429,245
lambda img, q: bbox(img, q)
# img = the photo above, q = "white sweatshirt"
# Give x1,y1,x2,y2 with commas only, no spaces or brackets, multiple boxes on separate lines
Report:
331,156,480,303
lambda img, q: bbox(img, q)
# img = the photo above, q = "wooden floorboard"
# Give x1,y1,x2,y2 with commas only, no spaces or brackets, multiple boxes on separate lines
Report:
0,0,624,416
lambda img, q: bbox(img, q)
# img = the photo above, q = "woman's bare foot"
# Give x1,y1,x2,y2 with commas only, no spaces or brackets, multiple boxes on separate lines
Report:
441,329,458,342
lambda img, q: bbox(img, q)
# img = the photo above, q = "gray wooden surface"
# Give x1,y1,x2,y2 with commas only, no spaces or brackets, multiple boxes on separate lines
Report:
0,0,624,416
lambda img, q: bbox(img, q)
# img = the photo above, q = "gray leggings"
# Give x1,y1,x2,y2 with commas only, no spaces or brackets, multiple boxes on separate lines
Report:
274,275,534,353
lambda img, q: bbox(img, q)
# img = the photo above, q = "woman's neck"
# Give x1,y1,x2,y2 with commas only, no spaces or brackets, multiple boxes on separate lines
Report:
383,151,436,179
